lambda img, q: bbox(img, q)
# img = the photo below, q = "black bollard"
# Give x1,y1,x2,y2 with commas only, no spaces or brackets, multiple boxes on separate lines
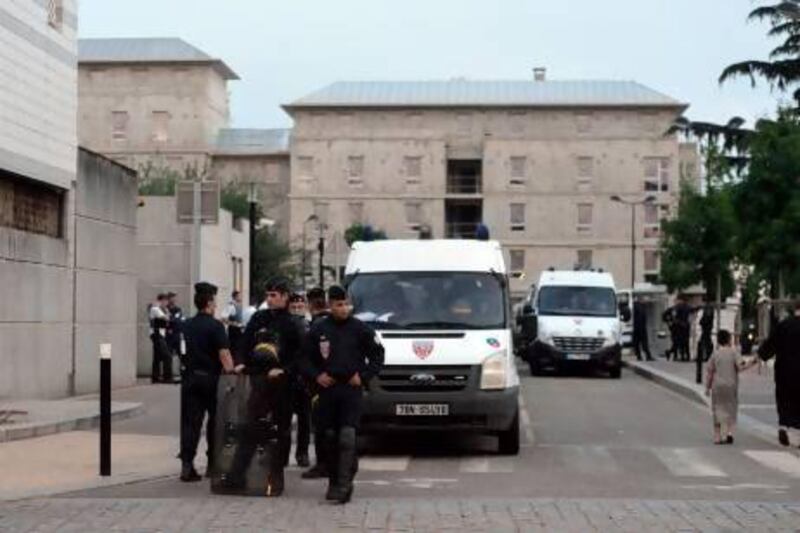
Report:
100,344,111,476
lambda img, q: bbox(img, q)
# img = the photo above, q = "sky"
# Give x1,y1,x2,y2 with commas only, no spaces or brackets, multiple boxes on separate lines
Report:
79,0,785,129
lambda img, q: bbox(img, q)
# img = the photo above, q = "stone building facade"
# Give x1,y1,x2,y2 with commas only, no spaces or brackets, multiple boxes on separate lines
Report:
284,78,698,297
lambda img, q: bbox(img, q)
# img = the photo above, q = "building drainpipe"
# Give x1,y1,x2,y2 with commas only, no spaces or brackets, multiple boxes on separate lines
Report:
69,181,78,396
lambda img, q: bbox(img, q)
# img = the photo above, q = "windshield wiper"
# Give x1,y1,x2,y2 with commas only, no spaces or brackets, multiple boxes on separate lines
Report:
362,321,407,330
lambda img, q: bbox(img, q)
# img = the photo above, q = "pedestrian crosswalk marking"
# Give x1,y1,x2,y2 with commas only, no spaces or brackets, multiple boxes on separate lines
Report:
559,444,619,474
458,456,514,473
744,450,800,478
360,456,411,472
653,448,727,477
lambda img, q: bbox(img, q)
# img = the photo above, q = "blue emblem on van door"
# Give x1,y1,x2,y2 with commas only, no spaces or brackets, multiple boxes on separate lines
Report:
486,338,501,349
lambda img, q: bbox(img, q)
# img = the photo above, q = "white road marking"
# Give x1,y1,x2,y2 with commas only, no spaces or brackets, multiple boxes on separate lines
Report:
518,393,535,446
653,448,727,477
359,456,411,472
558,445,619,474
458,456,514,473
744,450,800,478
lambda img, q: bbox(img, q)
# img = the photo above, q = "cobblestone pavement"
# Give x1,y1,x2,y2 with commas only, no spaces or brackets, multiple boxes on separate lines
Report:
1,497,800,532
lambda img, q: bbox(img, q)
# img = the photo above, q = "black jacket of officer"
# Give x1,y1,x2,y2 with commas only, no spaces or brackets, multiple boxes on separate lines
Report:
302,311,384,385
237,281,305,374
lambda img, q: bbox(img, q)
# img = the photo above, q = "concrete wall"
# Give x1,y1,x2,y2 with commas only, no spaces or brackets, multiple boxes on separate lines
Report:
135,196,249,375
289,106,690,297
0,1,78,190
73,149,138,394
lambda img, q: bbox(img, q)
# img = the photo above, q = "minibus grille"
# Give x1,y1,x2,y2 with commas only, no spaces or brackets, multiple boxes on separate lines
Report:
377,365,474,392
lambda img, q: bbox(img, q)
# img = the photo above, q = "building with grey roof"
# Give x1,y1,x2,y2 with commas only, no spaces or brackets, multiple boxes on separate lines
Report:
286,72,698,295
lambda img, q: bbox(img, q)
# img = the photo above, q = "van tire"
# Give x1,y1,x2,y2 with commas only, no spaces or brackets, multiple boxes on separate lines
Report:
498,411,520,455
528,361,542,376
609,365,622,379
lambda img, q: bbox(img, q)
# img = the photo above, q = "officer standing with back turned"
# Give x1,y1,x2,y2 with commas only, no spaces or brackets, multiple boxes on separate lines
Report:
179,281,235,482
301,285,384,504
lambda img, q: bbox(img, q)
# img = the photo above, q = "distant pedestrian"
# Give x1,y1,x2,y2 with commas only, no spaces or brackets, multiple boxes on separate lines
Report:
697,301,714,362
662,306,677,360
673,296,694,362
758,301,800,448
705,330,754,445
632,296,653,361
222,290,245,354
166,292,184,374
149,293,173,383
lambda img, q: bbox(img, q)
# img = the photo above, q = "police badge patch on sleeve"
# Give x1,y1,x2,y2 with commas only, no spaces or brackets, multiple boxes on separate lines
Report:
319,336,331,360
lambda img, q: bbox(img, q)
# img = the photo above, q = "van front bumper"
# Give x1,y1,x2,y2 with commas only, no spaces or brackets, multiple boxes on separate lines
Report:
528,341,621,369
360,385,519,434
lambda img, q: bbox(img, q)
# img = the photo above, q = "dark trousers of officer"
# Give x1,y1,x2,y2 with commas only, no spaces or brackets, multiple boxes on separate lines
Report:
319,384,363,492
151,334,173,383
633,329,652,361
180,371,217,467
676,325,691,361
228,326,243,356
287,378,312,463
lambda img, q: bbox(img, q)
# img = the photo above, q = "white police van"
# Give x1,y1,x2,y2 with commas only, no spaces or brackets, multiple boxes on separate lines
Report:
345,239,520,455
524,269,623,378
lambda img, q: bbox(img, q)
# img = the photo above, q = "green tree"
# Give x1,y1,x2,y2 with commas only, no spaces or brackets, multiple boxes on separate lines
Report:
343,223,388,247
720,1,800,105
220,181,263,221
732,111,800,295
137,161,179,196
250,228,297,303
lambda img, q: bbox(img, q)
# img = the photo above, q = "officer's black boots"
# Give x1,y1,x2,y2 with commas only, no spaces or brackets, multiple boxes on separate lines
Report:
330,427,358,504
296,453,310,468
180,462,201,482
323,429,339,500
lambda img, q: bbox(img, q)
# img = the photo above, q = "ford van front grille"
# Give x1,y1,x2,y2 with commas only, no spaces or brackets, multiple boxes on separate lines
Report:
377,365,474,392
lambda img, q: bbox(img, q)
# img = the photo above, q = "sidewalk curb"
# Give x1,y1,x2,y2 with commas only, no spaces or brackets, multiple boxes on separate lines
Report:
0,402,144,444
624,360,781,448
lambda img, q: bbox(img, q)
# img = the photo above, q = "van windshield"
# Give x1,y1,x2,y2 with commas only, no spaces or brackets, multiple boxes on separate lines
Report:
349,272,506,330
537,286,617,318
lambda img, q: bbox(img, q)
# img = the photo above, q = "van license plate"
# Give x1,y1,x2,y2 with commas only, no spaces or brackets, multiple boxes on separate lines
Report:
567,353,591,361
396,404,449,416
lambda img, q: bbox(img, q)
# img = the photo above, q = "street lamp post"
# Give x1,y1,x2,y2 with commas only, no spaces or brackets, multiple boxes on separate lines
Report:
302,214,318,292
248,183,258,303
317,223,328,291
610,195,657,289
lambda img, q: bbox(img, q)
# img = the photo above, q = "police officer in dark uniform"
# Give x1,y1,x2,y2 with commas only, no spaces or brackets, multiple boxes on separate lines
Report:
179,282,235,482
237,277,305,492
166,292,184,381
287,292,313,467
302,287,331,479
301,285,384,504
698,302,714,362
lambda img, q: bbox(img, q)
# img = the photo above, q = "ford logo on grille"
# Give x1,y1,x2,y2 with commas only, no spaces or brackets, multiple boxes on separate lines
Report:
409,373,437,383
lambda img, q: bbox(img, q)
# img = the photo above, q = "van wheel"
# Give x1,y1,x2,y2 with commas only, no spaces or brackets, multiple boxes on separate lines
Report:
609,365,622,379
498,411,520,455
528,361,542,376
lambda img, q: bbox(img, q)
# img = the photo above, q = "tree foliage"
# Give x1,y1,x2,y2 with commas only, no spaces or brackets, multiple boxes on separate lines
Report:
137,161,179,196
344,223,388,247
731,111,800,294
250,228,296,303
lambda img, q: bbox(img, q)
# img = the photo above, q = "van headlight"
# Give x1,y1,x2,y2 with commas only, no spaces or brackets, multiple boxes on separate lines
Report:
480,351,508,390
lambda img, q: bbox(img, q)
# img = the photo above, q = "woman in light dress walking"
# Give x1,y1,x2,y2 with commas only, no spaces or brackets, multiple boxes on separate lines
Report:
705,330,756,444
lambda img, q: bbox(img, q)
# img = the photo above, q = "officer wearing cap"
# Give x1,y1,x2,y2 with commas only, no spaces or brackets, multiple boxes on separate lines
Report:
237,276,305,492
179,281,235,482
301,285,384,504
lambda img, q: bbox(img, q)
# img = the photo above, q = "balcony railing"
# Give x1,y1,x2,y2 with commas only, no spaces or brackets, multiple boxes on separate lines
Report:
446,174,482,194
445,222,480,239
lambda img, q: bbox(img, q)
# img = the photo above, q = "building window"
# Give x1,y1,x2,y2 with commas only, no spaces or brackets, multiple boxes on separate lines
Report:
152,111,170,143
264,161,280,183
313,202,330,225
404,156,422,183
405,202,423,229
47,0,63,30
509,156,526,186
456,112,472,134
347,156,364,186
577,112,593,134
644,249,660,273
644,157,670,192
510,203,526,232
348,202,364,224
577,203,593,233
577,249,593,269
0,174,64,238
643,203,661,239
297,156,314,178
509,249,526,272
577,156,594,186
111,111,129,141
509,110,526,134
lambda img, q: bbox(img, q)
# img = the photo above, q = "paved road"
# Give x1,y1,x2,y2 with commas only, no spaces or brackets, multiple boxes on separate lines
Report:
2,367,800,531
